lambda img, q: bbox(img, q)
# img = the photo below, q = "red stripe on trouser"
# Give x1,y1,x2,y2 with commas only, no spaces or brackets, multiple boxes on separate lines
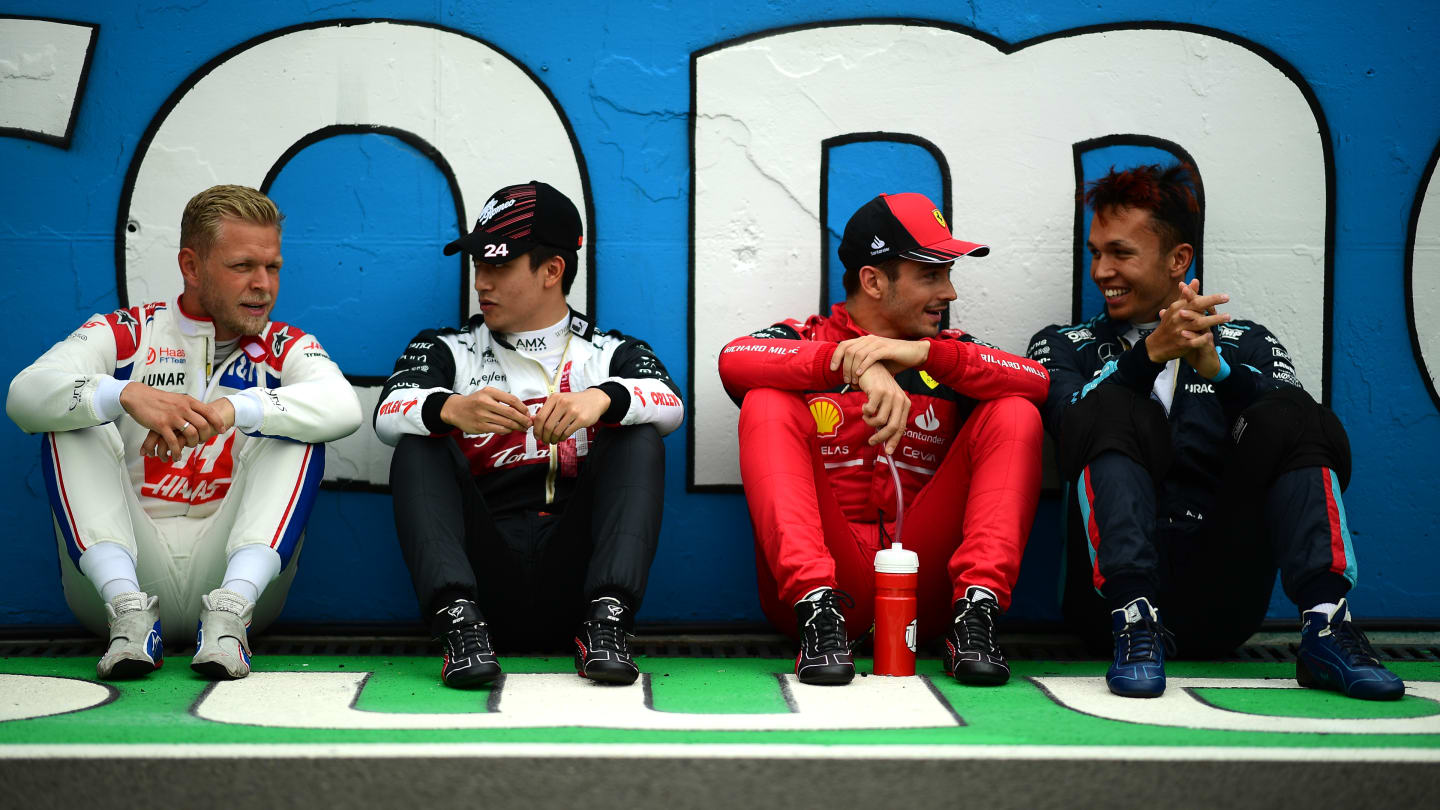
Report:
739,390,1039,642
48,434,86,553
1083,466,1105,591
1322,467,1348,575
270,444,312,549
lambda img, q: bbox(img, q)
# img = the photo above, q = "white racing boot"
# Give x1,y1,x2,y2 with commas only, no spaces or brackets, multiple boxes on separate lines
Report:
190,588,254,679
97,591,163,679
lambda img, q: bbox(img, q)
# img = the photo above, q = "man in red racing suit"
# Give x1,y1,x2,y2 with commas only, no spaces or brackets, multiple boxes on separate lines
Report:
718,192,1049,686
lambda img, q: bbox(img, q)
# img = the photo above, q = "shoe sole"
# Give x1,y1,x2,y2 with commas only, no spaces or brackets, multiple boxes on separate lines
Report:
797,670,855,686
101,658,159,680
578,666,639,686
952,667,1010,686
443,668,502,688
191,660,246,680
1296,658,1404,701
1108,684,1164,698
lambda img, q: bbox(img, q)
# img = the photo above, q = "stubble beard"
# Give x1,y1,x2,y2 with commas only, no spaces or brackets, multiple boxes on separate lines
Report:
201,284,269,337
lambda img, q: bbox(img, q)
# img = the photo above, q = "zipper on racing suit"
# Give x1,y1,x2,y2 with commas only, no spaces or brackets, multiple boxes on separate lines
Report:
514,331,574,505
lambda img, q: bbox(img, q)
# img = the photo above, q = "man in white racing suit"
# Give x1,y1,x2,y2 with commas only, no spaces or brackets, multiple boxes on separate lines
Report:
7,185,361,680
375,181,682,687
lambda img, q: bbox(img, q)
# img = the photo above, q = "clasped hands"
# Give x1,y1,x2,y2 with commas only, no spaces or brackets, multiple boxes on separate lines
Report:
1148,278,1231,379
119,383,236,461
440,387,611,445
827,335,931,456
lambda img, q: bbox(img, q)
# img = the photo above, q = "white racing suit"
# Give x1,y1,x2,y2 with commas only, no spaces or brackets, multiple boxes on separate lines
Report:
7,298,361,642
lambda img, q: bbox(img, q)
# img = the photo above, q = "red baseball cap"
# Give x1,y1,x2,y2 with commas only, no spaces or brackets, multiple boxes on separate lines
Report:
838,192,989,274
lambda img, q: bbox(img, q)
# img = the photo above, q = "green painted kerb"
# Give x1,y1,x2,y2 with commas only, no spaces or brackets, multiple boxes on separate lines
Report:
2,657,1437,748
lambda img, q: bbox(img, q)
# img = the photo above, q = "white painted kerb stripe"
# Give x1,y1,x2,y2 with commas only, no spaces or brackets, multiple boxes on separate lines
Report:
1,744,1437,762
195,672,959,730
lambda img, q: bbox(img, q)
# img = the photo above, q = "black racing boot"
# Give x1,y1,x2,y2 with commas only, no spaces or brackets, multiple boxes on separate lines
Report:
793,588,855,685
574,596,639,685
943,586,1009,685
431,598,501,688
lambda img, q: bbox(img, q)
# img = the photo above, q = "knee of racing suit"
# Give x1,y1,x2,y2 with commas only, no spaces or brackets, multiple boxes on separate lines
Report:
1057,384,1171,485
1227,387,1352,493
737,387,812,439
389,433,468,494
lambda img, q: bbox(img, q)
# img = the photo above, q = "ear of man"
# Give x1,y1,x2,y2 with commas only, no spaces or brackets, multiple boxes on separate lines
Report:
857,264,890,300
178,247,201,287
1168,242,1194,280
534,253,567,290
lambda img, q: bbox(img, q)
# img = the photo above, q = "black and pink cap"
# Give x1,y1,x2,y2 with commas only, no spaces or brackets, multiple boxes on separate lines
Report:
837,192,989,274
443,181,584,264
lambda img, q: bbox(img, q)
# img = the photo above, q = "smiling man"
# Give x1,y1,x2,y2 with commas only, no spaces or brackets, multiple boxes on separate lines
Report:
7,185,362,681
718,193,1049,686
375,181,682,688
1028,163,1403,700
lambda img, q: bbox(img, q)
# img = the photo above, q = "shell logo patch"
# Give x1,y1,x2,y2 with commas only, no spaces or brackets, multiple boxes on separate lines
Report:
809,397,843,437
918,370,940,389
932,209,947,229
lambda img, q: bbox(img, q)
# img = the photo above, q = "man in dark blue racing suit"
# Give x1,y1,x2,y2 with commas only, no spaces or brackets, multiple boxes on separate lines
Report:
1028,162,1403,700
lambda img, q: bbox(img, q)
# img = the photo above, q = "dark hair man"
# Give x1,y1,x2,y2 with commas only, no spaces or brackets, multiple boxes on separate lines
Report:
718,192,1050,686
375,181,682,688
1027,163,1403,700
7,184,362,680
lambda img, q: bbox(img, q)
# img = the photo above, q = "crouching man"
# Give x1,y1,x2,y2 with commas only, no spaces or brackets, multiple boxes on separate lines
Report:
1028,163,1403,700
376,181,682,688
719,193,1049,686
7,185,361,680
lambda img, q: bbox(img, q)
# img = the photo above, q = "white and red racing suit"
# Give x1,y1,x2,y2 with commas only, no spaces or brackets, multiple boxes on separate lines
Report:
719,303,1049,640
7,298,361,640
374,309,682,638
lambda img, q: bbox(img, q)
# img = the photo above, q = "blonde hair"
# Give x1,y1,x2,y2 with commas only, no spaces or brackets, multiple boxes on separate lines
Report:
180,185,283,256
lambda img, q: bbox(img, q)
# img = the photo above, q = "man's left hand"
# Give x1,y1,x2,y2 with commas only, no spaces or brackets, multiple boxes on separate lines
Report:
533,388,611,445
1147,280,1230,364
830,335,929,386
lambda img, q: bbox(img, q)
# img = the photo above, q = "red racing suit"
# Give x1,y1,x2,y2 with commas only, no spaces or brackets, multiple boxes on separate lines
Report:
719,303,1049,639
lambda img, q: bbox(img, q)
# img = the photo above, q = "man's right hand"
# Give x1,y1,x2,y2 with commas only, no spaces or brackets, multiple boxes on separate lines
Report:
439,387,533,435
855,364,911,455
1146,280,1231,364
120,383,226,460
830,334,930,385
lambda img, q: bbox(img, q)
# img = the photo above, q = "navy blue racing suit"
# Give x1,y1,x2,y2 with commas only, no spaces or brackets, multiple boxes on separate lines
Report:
1027,313,1356,655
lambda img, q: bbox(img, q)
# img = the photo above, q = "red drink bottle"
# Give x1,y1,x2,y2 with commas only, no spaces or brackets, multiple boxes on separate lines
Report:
873,545,918,676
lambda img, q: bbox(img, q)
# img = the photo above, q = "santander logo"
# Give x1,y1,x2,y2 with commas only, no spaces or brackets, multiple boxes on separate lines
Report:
914,404,940,432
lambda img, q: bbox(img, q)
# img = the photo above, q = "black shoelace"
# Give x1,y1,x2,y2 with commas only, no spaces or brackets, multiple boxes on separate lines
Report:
1328,616,1382,667
1117,613,1177,665
804,589,855,653
955,598,1000,653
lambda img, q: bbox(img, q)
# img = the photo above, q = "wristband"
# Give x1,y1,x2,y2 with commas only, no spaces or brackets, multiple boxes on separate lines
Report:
1211,347,1231,383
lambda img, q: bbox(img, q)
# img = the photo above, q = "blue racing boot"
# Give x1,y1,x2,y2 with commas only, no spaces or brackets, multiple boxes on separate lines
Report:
1296,599,1405,701
1106,597,1175,698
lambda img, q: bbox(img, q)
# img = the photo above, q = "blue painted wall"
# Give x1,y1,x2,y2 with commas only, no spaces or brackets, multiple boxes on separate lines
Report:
2,0,1436,629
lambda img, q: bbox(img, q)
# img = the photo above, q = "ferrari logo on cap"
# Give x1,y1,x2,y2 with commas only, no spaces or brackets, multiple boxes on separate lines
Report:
932,209,947,229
